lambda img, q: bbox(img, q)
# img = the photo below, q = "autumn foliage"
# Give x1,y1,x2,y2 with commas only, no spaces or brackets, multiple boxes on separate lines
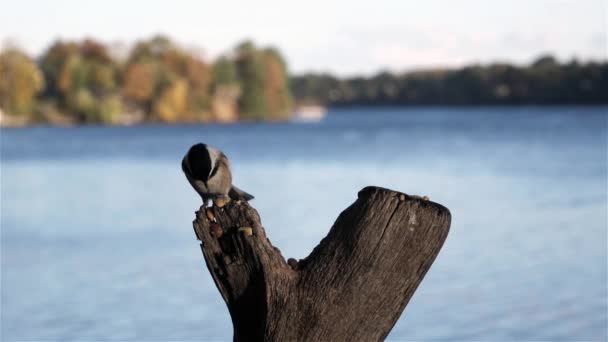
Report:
0,48,44,116
2,35,606,126
0,36,293,125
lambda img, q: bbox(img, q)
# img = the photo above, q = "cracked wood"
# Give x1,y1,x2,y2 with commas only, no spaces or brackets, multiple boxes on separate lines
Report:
192,186,451,342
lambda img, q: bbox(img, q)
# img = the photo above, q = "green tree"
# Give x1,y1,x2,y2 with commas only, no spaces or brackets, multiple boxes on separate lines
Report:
39,39,120,123
39,41,79,98
212,57,239,87
232,43,294,120
235,41,268,120
128,35,175,64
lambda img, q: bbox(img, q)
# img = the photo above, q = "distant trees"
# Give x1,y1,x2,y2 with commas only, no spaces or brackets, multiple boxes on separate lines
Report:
0,37,293,125
1,37,606,126
291,55,608,106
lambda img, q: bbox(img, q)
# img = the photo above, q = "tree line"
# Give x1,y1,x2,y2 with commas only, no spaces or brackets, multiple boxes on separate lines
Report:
1,37,606,126
292,56,608,106
0,36,292,125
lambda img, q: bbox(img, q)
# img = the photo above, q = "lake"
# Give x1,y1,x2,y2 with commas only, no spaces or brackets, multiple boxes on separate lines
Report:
1,107,606,341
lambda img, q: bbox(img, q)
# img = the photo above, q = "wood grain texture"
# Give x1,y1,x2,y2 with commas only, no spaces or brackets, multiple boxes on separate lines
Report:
192,186,451,342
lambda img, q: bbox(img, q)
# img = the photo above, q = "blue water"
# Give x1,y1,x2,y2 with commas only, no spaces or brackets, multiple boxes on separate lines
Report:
1,107,606,341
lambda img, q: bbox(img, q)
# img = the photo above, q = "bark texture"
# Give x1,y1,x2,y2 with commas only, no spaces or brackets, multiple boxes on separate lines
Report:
192,186,451,342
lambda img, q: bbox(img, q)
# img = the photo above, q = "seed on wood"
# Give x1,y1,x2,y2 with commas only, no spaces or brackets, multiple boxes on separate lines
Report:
423,196,429,201
210,222,223,238
238,227,253,236
214,197,230,208
399,194,406,201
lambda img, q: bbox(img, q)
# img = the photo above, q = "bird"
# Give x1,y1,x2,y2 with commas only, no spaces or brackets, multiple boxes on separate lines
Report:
182,143,254,206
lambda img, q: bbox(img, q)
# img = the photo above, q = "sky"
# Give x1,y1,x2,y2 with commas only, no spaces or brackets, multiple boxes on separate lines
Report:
1,0,606,76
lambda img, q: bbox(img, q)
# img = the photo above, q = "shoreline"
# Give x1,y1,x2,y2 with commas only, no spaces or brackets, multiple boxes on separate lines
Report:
2,104,607,128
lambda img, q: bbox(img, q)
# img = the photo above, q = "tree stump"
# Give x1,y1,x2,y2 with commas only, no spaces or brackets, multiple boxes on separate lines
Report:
192,186,451,342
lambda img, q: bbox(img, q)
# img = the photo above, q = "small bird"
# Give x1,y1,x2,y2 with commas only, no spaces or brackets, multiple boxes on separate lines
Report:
182,143,254,206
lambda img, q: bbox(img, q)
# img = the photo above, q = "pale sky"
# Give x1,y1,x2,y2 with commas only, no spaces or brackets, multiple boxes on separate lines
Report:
1,0,606,75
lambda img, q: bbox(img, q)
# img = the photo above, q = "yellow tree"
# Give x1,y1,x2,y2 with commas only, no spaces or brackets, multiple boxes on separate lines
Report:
262,48,292,120
123,36,212,122
0,48,44,116
184,54,211,120
153,78,188,122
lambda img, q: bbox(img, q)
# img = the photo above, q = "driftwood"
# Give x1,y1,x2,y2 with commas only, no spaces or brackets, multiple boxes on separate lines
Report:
192,186,451,341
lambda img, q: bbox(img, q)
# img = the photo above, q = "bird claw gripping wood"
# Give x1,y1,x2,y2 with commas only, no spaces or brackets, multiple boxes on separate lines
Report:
206,207,217,222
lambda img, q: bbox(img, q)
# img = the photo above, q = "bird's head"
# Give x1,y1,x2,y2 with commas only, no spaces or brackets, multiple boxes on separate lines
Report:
184,143,213,182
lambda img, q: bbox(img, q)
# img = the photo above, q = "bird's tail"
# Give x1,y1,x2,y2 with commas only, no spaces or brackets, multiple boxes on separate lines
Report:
229,185,255,201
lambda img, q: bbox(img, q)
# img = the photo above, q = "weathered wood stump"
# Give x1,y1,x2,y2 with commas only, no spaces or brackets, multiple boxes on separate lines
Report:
192,186,451,342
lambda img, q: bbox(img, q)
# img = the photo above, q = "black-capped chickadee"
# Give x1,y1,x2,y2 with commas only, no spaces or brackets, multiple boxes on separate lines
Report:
182,143,254,205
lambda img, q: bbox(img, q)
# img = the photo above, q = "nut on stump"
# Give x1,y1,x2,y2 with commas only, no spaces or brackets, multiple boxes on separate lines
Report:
238,226,253,236
210,222,223,238
214,197,230,208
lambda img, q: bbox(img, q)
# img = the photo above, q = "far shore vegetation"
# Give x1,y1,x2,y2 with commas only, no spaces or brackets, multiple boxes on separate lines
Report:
0,36,292,126
0,35,606,126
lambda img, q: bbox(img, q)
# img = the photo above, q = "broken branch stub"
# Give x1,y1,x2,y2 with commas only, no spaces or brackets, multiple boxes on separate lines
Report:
192,186,451,342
